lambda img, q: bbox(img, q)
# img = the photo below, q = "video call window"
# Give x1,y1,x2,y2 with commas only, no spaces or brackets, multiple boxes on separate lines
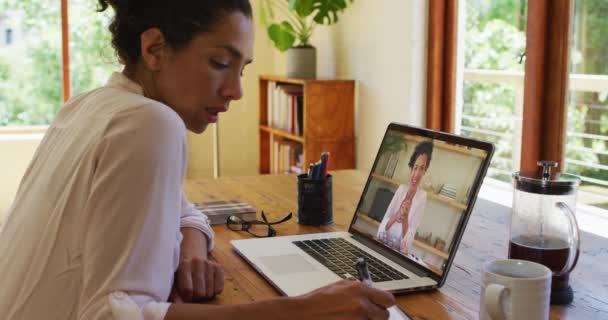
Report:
352,130,488,276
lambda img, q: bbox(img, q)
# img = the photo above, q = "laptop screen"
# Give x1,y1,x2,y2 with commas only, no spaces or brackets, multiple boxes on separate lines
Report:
350,125,491,276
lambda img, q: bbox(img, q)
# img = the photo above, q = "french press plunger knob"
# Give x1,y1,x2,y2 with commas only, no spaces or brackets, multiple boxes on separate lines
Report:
537,160,558,180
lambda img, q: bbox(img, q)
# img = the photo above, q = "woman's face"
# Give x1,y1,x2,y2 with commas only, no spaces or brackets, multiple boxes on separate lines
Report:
409,154,428,188
153,12,254,133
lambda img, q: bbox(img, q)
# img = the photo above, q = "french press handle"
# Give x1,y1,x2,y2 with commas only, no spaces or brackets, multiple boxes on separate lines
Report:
555,202,580,276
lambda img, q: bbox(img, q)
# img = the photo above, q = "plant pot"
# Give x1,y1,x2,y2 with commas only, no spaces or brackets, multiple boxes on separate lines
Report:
286,46,316,79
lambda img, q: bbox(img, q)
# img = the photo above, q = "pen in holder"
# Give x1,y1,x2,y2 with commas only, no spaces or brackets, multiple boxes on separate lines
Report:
297,173,333,225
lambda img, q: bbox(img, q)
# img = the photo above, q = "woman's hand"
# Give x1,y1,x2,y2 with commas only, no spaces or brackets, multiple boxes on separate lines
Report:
171,228,224,302
387,199,407,230
399,238,409,254
293,280,396,320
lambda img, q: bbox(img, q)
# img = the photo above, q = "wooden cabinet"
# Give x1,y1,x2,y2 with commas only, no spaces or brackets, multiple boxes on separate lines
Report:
258,75,355,174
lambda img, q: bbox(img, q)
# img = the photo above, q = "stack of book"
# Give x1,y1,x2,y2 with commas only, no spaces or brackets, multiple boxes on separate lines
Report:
271,140,303,174
194,200,257,225
266,81,304,135
438,184,458,201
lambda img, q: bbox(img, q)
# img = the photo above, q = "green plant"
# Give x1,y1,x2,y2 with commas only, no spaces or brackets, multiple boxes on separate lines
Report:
380,132,407,155
260,0,352,51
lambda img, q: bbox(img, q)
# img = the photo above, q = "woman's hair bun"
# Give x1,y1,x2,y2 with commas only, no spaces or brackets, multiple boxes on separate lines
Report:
408,141,434,170
97,0,129,12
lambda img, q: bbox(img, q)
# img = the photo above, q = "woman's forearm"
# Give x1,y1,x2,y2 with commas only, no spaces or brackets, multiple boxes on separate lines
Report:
180,227,209,258
385,215,397,231
401,219,409,236
165,296,298,320
385,208,400,230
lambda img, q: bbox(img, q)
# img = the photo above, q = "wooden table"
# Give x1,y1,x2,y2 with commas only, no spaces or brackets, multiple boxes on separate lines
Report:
184,170,608,319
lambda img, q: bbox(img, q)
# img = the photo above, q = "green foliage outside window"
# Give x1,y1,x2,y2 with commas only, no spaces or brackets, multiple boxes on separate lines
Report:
463,0,608,186
462,0,526,182
566,0,608,184
0,0,117,126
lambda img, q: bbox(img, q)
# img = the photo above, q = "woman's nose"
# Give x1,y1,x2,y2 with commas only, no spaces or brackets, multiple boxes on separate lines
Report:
220,74,243,101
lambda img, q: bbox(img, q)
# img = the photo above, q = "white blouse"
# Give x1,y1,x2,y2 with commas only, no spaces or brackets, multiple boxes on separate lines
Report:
0,73,215,320
377,184,427,252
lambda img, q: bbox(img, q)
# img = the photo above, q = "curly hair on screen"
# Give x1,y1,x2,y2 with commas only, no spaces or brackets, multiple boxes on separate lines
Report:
408,141,433,170
97,0,252,65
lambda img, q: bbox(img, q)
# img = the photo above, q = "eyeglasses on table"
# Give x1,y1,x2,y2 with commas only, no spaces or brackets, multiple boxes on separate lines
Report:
226,210,292,238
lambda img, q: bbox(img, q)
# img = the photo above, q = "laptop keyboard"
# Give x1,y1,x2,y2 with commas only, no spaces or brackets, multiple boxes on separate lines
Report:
293,238,409,282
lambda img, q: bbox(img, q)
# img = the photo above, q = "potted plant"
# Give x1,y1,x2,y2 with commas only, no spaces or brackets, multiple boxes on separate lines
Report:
260,0,353,79
375,132,407,178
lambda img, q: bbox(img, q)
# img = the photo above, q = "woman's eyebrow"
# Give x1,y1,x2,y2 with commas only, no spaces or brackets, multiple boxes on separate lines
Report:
214,45,253,64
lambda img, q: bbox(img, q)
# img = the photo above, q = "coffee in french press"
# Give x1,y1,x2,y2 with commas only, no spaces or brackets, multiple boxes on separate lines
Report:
510,161,581,305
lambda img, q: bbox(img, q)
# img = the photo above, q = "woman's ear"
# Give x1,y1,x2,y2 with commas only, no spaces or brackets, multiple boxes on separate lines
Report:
139,28,166,71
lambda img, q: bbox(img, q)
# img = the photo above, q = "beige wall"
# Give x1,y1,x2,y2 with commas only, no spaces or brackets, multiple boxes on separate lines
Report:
0,135,41,219
312,0,428,171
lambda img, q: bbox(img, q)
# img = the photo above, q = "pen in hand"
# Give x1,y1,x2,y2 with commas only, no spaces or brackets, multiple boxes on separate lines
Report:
355,257,412,320
355,257,373,287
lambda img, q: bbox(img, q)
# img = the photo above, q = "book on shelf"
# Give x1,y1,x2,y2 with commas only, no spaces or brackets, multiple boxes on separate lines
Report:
267,81,274,127
271,139,303,174
194,200,257,225
266,81,304,135
438,184,457,200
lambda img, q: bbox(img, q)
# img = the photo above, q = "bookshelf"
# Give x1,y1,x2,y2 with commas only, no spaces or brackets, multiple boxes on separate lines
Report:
398,133,487,159
259,75,355,174
370,173,467,210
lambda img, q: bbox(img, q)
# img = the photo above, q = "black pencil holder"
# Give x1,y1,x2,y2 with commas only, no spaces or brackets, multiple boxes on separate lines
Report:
297,174,333,225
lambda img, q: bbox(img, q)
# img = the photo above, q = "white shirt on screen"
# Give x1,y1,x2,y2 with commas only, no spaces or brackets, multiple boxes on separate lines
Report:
0,72,214,320
377,184,427,252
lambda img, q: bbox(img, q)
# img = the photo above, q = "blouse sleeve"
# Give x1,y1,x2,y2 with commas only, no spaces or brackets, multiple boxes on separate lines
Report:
179,191,215,252
402,190,428,249
377,184,407,235
76,104,186,320
410,191,427,231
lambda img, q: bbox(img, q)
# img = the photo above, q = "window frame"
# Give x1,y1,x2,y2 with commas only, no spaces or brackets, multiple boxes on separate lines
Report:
61,0,71,102
520,0,573,173
425,0,458,133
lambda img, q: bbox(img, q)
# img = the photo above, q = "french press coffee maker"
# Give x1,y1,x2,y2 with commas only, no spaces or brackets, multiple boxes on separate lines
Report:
510,161,580,305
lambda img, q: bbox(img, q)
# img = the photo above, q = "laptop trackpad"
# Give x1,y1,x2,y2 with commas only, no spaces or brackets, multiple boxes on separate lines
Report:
259,254,318,274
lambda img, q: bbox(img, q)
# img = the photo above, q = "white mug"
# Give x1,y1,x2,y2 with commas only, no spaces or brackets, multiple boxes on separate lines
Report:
479,259,552,320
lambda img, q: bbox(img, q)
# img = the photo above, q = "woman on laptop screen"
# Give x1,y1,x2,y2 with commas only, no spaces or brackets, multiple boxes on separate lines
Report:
377,141,433,254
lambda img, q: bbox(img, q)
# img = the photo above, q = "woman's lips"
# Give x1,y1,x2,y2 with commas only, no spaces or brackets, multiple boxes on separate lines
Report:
208,113,218,123
205,107,227,123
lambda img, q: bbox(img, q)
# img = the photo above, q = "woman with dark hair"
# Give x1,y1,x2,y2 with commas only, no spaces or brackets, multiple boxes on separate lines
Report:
377,141,433,254
0,1,394,319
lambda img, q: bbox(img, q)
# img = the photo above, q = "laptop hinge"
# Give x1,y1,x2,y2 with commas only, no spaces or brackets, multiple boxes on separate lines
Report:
350,232,436,280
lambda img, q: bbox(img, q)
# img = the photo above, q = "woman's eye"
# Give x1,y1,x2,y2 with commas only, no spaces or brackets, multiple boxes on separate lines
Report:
211,60,229,69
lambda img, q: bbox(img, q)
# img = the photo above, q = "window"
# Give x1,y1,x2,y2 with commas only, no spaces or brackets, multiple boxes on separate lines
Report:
566,0,608,209
5,28,11,45
0,3,61,126
68,0,118,101
456,0,528,182
0,0,116,127
432,0,608,210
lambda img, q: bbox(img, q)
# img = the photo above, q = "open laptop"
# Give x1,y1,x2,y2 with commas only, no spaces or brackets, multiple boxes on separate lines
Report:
232,123,494,297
